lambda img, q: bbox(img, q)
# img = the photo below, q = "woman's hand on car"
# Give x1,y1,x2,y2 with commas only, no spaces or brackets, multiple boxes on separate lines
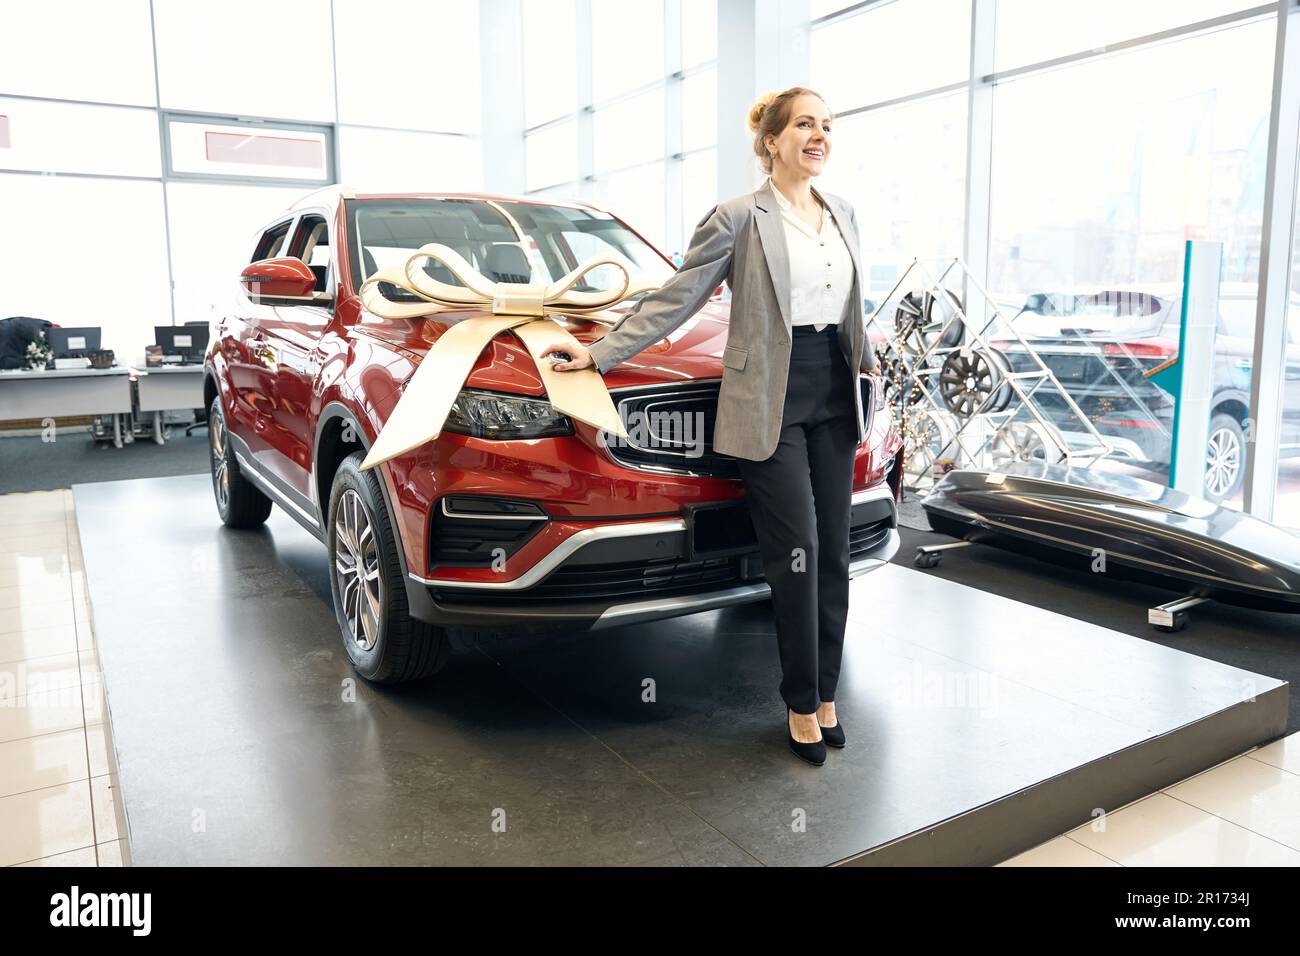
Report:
540,343,596,372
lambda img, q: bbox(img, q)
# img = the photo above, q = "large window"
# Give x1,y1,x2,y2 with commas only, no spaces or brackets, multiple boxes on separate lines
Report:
811,0,970,109
994,0,1265,72
820,92,967,297
333,0,481,134
0,0,483,361
591,0,664,101
523,0,577,127
165,182,307,327
0,175,171,366
594,88,665,173
987,18,1275,506
1275,187,1300,528
0,0,156,106
338,127,481,192
527,121,579,192
527,0,717,257
152,0,335,121
0,97,160,177
590,163,669,254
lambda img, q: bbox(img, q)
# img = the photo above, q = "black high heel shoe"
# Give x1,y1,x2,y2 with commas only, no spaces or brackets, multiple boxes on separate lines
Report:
819,720,845,749
788,711,826,766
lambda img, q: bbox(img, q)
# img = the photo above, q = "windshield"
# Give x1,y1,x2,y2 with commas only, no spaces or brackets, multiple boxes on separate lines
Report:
348,198,674,308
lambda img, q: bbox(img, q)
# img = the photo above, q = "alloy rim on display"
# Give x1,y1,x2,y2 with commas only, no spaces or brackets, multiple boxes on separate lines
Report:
893,289,964,359
988,422,1052,475
939,348,1013,418
210,411,229,512
334,489,383,652
1205,426,1242,499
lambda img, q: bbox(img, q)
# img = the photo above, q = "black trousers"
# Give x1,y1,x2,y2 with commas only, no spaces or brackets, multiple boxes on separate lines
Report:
736,324,859,716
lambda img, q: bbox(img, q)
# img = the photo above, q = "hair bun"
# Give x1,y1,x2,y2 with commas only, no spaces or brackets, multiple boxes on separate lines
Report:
747,92,777,133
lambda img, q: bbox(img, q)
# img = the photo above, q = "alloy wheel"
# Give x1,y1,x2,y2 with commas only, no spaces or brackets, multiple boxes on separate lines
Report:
210,410,229,512
334,489,383,652
1205,425,1242,499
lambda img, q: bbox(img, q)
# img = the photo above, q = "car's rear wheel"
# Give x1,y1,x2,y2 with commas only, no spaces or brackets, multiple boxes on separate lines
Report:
209,396,272,528
327,451,451,683
1204,413,1245,502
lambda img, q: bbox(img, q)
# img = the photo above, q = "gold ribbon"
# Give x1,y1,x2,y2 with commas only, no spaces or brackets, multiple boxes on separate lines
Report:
358,243,658,471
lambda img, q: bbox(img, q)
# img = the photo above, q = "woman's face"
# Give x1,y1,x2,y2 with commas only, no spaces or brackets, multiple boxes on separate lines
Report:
765,94,833,178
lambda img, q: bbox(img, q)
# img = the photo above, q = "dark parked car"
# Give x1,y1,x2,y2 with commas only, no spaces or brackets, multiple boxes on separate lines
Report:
996,284,1300,500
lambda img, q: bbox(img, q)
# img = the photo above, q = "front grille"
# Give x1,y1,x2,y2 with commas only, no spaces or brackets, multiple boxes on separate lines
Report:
603,377,876,480
430,513,894,607
602,381,738,479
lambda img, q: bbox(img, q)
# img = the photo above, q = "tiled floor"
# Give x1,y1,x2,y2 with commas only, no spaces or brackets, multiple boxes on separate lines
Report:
999,736,1300,866
1,489,128,867
1,487,1295,866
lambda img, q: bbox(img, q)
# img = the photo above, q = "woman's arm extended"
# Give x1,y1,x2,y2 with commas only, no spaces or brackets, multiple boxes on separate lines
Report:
546,203,735,374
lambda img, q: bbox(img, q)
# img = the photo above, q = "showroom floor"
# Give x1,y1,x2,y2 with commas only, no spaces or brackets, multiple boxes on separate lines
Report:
0,489,128,867
1,484,1297,867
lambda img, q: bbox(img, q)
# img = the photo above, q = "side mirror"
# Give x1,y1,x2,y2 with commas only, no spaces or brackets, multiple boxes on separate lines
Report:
240,258,325,303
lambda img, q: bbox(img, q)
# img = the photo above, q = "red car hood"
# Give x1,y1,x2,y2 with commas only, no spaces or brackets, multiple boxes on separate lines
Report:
360,299,734,396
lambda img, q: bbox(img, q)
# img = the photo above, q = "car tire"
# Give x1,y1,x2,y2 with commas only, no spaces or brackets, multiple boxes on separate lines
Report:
1204,413,1245,502
327,451,451,684
209,396,273,529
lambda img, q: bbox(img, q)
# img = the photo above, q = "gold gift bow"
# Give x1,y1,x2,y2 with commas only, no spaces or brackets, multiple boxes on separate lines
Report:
357,242,660,471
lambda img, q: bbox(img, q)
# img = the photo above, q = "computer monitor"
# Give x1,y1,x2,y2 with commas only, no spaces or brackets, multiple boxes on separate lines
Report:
154,325,210,364
46,327,101,359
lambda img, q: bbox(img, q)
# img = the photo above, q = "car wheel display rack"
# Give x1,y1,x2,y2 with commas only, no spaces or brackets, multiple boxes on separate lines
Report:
868,257,1113,493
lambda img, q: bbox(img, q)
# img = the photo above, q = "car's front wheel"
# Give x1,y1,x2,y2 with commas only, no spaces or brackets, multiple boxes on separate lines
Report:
327,451,451,683
1204,413,1245,502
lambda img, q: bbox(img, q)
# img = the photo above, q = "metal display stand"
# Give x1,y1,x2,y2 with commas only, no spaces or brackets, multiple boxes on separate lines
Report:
868,258,1114,493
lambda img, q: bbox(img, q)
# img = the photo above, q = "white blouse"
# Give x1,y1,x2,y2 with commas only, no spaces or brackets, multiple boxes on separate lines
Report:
768,177,855,332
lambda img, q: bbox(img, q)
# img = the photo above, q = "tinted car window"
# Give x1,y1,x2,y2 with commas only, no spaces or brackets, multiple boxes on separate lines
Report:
253,220,293,262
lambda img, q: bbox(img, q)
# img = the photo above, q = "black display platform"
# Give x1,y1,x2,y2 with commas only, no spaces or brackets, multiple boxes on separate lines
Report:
74,475,1288,865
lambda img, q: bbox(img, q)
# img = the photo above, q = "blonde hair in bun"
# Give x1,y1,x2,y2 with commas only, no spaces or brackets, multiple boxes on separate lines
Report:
749,87,828,176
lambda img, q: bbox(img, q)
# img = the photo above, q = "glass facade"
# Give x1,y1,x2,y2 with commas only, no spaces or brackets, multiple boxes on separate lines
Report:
522,0,718,256
813,0,1298,520
0,0,483,365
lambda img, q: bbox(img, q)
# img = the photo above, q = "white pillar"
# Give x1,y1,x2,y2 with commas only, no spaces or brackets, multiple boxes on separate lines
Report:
717,0,811,201
479,0,526,195
963,0,996,290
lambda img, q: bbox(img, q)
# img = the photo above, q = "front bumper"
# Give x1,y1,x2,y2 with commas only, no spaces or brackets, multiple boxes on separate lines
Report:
405,483,899,634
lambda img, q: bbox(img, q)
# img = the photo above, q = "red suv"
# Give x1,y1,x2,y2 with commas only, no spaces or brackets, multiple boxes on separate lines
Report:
204,187,903,683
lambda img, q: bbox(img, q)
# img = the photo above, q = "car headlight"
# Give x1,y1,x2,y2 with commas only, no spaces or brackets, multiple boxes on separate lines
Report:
444,387,573,439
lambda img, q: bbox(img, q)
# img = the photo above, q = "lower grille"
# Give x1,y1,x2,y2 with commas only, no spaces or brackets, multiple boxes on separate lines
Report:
430,499,546,567
430,514,894,607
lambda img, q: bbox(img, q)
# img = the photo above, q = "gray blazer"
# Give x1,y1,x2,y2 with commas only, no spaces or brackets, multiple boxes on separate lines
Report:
586,178,876,462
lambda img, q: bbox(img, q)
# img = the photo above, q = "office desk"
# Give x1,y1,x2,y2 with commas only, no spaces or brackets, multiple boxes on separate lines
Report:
132,365,206,445
0,367,134,447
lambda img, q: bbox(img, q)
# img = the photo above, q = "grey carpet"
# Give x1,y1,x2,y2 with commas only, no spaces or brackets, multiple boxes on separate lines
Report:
0,431,210,494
